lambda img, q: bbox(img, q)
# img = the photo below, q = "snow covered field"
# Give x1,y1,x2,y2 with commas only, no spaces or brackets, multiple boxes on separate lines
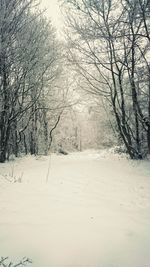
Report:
0,150,150,267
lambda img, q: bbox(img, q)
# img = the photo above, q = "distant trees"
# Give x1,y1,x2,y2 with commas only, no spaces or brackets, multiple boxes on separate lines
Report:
63,0,150,159
0,0,64,162
51,99,116,152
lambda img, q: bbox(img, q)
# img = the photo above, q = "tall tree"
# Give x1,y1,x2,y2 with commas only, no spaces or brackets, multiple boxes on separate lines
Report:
0,0,62,162
63,0,150,158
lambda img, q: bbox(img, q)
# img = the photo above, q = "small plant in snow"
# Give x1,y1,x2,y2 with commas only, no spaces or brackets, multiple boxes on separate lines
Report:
5,164,24,183
13,173,24,183
0,170,24,183
0,257,32,267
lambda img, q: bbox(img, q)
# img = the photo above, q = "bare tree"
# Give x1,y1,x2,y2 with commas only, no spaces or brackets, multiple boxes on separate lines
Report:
0,0,63,161
63,0,150,158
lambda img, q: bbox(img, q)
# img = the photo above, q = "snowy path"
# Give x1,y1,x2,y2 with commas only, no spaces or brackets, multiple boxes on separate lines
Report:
0,151,150,267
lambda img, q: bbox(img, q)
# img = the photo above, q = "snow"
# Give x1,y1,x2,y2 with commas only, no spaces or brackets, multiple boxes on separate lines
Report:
0,150,150,267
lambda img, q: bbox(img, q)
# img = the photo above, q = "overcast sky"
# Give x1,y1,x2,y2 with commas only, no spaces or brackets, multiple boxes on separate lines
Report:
40,0,62,30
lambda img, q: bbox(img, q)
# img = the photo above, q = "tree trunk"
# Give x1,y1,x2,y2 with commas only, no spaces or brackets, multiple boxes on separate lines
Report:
23,133,28,155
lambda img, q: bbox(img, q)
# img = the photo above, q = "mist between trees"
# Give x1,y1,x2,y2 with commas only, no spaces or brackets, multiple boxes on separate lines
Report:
0,0,150,162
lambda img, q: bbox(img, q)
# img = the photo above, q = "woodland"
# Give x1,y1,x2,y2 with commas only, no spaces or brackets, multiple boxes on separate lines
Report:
0,0,150,161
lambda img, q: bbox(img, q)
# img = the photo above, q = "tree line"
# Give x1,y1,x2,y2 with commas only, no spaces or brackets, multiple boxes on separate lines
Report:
63,0,150,159
0,0,67,162
1,0,149,162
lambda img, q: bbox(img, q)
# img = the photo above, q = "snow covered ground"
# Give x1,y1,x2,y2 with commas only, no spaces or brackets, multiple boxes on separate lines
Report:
0,150,150,267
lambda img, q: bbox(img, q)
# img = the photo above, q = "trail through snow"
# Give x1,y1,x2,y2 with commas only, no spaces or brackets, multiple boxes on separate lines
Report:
0,150,150,267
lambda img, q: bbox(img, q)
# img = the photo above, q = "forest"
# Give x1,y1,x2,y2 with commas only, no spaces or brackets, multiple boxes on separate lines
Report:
0,0,150,162
0,1,150,267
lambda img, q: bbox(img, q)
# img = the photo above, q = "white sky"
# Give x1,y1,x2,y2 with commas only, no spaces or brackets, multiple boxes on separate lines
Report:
40,0,62,30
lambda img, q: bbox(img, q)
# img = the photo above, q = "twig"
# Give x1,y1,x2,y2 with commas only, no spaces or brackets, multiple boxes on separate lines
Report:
46,152,52,183
0,257,32,267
